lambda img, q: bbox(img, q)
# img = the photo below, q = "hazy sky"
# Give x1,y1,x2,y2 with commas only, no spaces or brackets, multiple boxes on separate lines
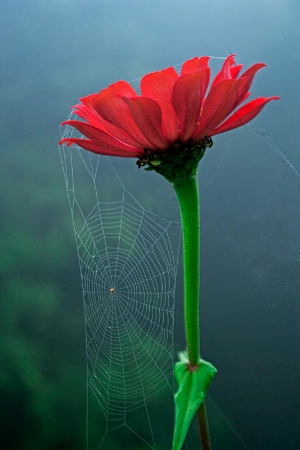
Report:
1,1,299,448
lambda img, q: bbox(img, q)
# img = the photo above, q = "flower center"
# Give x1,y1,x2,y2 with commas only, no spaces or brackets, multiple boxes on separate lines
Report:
136,137,213,182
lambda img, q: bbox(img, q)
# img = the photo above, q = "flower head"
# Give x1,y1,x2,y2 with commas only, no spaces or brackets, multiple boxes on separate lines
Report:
59,55,279,173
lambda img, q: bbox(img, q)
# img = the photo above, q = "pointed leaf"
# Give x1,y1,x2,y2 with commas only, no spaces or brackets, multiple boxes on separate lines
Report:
172,354,217,450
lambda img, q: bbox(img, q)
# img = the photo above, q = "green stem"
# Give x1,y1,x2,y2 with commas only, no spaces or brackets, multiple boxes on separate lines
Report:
172,174,200,366
172,174,212,450
197,402,212,450
144,139,214,450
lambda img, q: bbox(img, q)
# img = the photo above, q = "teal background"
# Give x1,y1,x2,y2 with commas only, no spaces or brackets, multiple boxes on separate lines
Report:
1,0,299,449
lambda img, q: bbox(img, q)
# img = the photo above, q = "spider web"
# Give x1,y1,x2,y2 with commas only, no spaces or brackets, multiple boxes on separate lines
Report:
59,101,300,450
59,124,181,449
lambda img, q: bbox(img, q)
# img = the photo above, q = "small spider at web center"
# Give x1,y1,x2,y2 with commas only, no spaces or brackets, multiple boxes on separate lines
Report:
110,288,115,294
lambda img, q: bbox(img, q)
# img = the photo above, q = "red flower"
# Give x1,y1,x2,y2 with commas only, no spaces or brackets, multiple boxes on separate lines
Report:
59,55,279,158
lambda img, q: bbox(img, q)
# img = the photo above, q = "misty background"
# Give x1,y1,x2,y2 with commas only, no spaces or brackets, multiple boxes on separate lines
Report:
1,0,299,449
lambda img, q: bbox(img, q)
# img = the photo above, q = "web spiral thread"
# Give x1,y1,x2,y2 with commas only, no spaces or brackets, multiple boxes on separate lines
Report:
59,125,181,449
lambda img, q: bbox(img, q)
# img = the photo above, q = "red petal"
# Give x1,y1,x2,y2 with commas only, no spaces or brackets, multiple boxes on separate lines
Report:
59,120,142,155
99,80,137,97
180,56,210,75
92,81,157,148
78,93,98,113
70,92,146,147
193,78,249,140
240,62,266,81
230,64,243,79
61,119,109,142
75,95,110,127
211,55,236,87
141,67,179,142
59,137,143,157
232,63,266,108
210,96,280,135
172,68,210,142
121,96,168,149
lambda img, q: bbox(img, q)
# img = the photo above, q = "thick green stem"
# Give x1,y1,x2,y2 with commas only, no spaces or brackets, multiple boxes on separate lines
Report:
146,140,214,449
172,174,212,450
172,174,200,366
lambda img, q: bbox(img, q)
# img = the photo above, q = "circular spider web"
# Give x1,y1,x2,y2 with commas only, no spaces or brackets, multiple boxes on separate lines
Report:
59,126,181,449
58,116,300,450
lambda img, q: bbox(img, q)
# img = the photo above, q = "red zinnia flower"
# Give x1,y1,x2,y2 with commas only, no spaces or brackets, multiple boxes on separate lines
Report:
59,55,279,158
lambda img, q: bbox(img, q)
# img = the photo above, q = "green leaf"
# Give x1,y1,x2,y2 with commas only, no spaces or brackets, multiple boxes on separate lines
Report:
172,352,217,450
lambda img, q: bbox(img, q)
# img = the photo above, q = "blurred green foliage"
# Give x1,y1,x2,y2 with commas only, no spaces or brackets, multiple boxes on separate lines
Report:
0,139,86,448
0,3,173,448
